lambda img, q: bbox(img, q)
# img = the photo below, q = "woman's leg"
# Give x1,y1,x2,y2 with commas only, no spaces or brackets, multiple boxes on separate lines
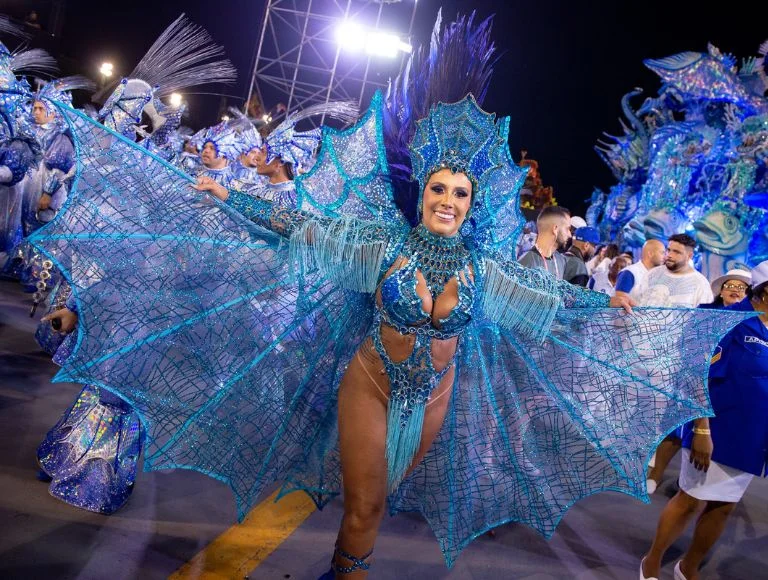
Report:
642,490,702,578
678,500,737,580
335,360,389,578
334,356,454,578
647,433,682,488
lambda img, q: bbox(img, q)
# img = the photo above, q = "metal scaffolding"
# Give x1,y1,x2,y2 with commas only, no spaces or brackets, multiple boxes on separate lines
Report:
245,0,418,118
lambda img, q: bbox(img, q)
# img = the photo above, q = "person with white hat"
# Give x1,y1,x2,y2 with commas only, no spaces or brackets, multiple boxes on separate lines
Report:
641,260,768,580
704,268,752,308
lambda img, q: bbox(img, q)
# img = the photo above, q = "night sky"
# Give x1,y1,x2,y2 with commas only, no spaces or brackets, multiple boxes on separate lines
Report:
7,0,767,214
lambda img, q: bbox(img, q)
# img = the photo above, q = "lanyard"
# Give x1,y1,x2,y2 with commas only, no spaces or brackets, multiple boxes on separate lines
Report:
535,244,560,279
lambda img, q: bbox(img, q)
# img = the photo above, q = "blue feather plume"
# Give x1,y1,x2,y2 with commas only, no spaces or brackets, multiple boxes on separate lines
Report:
383,10,498,225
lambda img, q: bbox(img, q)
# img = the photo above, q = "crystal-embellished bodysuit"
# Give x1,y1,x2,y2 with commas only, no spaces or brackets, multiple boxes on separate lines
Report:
373,225,475,488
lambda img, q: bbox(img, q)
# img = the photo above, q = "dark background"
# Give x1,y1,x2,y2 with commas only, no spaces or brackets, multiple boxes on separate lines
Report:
4,0,766,214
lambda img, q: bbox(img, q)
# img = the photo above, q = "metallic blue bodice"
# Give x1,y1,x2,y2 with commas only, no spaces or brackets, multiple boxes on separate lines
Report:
379,258,473,336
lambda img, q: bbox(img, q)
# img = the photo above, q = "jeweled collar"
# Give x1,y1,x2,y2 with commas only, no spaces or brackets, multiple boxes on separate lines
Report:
410,223,463,249
404,224,470,297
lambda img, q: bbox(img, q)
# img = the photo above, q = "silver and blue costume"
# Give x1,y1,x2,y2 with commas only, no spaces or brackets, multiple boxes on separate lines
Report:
0,39,53,266
36,292,144,514
30,89,749,565
32,13,237,515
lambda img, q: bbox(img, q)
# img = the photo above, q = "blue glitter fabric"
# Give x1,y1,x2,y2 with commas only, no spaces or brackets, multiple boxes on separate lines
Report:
30,102,750,566
37,383,143,514
37,295,144,514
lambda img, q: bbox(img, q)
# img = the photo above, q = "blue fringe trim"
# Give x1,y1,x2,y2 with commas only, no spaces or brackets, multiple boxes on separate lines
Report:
481,259,560,342
288,217,386,293
385,398,426,493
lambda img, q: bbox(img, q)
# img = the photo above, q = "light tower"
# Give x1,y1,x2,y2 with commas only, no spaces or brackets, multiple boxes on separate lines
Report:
244,0,418,120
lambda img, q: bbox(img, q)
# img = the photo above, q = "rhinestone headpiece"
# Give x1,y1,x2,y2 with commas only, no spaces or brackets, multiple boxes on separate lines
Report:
409,94,527,217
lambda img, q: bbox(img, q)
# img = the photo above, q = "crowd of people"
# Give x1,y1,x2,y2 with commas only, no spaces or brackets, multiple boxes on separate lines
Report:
2,11,766,580
518,207,768,580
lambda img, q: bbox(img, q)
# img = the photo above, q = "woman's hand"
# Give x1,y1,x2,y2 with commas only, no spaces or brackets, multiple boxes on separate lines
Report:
609,292,636,314
41,307,78,333
690,433,713,472
192,176,229,201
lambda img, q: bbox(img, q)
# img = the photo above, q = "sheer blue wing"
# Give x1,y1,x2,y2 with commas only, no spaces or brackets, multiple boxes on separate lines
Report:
294,91,408,227
390,307,750,566
28,102,371,517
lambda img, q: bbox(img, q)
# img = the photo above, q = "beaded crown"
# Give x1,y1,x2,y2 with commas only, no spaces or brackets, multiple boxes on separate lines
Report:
409,95,529,250
410,95,525,208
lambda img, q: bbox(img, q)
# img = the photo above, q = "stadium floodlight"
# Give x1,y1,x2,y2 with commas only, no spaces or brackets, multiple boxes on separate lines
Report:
99,62,114,77
336,20,410,59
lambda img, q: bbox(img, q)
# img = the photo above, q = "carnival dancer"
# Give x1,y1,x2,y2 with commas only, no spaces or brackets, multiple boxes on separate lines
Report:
33,13,748,575
0,18,57,268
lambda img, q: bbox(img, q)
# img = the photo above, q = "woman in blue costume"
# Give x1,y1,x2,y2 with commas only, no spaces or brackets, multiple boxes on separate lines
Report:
33,13,749,575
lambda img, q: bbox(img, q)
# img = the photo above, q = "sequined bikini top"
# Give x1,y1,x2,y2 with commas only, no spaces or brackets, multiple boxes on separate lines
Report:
378,225,474,338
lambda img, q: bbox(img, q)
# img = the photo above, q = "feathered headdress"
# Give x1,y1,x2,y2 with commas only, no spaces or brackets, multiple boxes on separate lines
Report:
34,75,95,114
127,13,237,97
98,13,237,138
0,14,30,44
264,100,358,169
224,105,263,154
410,95,528,249
383,10,497,224
189,121,238,160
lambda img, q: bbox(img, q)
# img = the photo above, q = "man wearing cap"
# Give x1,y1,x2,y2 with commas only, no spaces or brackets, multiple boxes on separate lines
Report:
563,226,599,287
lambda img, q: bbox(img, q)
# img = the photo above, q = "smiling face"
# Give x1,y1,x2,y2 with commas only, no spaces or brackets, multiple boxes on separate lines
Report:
420,169,473,237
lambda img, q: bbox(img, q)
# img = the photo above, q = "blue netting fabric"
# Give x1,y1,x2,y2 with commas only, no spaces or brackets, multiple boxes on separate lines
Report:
30,103,749,567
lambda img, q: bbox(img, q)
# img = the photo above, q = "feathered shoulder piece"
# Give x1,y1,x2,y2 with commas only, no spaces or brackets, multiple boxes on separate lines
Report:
128,13,237,96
